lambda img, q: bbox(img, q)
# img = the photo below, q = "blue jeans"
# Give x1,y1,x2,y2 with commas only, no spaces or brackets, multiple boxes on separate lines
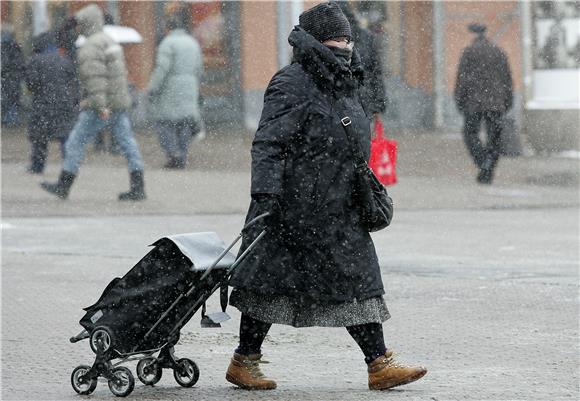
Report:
1,102,20,127
63,110,144,174
157,119,200,162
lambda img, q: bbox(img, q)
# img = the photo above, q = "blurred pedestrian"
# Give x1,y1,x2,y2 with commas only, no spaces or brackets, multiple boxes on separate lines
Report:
225,2,426,391
55,15,79,61
337,1,387,122
541,13,568,68
147,13,203,169
94,11,121,155
1,25,25,127
454,23,513,184
25,32,78,174
41,4,145,201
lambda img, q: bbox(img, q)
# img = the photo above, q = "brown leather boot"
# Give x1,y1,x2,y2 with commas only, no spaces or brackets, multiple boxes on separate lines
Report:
368,350,427,390
225,353,277,390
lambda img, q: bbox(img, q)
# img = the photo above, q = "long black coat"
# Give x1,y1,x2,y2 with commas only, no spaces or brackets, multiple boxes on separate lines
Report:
230,28,384,304
0,30,24,109
454,36,513,114
26,33,79,139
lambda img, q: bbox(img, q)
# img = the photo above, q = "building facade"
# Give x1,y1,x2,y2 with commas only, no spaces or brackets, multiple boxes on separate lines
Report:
2,1,578,150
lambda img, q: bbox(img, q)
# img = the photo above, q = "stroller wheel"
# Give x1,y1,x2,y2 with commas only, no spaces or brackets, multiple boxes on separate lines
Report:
137,357,162,385
108,366,135,397
90,326,114,354
71,365,97,395
173,358,199,387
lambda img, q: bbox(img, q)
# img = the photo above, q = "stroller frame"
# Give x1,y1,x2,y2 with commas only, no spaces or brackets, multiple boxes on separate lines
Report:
70,215,267,397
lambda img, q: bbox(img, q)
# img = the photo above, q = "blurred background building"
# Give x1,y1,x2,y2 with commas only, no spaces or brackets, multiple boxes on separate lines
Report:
2,1,578,152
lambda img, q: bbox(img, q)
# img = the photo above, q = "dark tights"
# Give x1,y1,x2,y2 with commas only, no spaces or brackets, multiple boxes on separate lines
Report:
346,322,387,363
236,314,386,364
236,313,272,356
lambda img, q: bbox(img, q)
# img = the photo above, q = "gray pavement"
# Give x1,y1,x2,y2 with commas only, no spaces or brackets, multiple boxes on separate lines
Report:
1,128,579,400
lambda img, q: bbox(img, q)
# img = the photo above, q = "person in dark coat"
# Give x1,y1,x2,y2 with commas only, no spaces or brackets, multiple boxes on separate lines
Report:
55,15,79,61
1,27,25,127
225,2,426,391
337,1,387,119
454,23,513,184
25,32,79,174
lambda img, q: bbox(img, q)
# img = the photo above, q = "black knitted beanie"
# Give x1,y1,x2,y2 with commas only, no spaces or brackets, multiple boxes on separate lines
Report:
298,1,351,42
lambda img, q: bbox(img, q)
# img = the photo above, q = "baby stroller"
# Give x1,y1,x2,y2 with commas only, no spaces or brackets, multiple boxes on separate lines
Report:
69,215,266,397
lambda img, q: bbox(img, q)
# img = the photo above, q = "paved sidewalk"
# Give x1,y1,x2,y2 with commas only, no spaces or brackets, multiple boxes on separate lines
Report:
1,127,579,401
1,127,578,217
2,211,578,401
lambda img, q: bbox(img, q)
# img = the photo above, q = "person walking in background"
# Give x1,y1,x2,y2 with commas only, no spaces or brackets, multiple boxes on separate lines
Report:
225,2,426,391
41,4,145,201
454,23,513,184
55,15,80,61
337,1,387,122
1,25,25,127
25,32,79,174
147,13,203,169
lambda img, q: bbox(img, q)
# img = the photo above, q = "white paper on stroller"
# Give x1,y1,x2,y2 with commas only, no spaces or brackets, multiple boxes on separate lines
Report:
157,232,237,271
90,309,103,323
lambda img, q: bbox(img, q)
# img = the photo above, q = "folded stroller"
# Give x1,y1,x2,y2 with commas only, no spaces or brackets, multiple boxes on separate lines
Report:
69,216,266,397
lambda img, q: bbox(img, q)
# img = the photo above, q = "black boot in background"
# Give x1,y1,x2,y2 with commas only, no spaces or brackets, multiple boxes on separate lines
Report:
40,171,76,199
118,170,146,201
477,157,495,184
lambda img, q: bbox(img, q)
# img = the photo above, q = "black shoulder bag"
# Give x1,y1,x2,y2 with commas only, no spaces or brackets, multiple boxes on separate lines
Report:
335,109,393,232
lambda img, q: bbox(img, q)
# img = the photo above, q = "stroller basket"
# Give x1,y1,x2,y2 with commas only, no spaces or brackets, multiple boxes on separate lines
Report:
78,231,237,354
69,215,267,397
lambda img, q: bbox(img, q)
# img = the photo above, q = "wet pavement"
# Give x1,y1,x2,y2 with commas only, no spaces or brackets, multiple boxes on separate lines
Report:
2,128,579,400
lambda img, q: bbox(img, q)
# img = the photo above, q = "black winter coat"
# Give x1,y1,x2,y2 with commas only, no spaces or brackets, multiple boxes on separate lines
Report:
26,33,79,139
229,27,384,304
0,30,24,107
454,36,513,114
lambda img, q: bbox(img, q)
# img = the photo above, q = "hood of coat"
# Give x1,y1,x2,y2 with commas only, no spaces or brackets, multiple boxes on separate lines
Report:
288,26,364,92
75,4,104,37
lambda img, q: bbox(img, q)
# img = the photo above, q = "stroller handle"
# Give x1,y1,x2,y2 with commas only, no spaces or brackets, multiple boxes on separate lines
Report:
243,212,270,231
196,213,268,283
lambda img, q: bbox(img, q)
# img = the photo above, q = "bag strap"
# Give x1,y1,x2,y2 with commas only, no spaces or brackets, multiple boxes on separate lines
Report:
201,283,227,317
220,283,228,313
333,100,367,167
374,118,385,140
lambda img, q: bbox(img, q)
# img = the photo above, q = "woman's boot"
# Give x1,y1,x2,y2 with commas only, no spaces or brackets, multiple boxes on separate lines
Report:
40,171,76,199
368,350,427,390
118,171,146,201
225,353,277,390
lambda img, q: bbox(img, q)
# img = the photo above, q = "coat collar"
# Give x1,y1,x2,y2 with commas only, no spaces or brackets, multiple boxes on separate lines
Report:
288,26,364,93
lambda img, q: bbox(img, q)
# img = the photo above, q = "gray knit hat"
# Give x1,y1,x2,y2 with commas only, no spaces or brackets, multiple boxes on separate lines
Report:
299,2,351,42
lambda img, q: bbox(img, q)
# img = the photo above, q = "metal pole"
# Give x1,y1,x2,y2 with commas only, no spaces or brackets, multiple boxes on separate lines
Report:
432,0,446,129
290,0,303,27
107,0,119,24
519,0,533,105
276,1,288,68
32,0,49,36
277,0,303,70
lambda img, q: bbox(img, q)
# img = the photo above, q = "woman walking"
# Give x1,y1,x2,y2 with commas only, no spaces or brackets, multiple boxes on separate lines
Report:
147,13,204,169
226,2,426,391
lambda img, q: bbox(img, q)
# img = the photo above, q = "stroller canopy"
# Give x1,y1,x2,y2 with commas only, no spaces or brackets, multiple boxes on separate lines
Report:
153,232,236,271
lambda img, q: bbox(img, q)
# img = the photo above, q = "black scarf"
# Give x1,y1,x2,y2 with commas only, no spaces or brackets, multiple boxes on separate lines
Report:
288,26,364,93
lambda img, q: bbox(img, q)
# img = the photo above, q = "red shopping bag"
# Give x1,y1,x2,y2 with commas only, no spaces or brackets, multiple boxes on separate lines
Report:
369,118,398,186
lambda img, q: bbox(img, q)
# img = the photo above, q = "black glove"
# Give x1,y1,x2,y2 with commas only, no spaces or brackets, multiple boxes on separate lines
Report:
250,193,282,232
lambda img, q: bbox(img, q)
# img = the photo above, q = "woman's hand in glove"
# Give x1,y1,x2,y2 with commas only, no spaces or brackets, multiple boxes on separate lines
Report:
251,193,282,232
